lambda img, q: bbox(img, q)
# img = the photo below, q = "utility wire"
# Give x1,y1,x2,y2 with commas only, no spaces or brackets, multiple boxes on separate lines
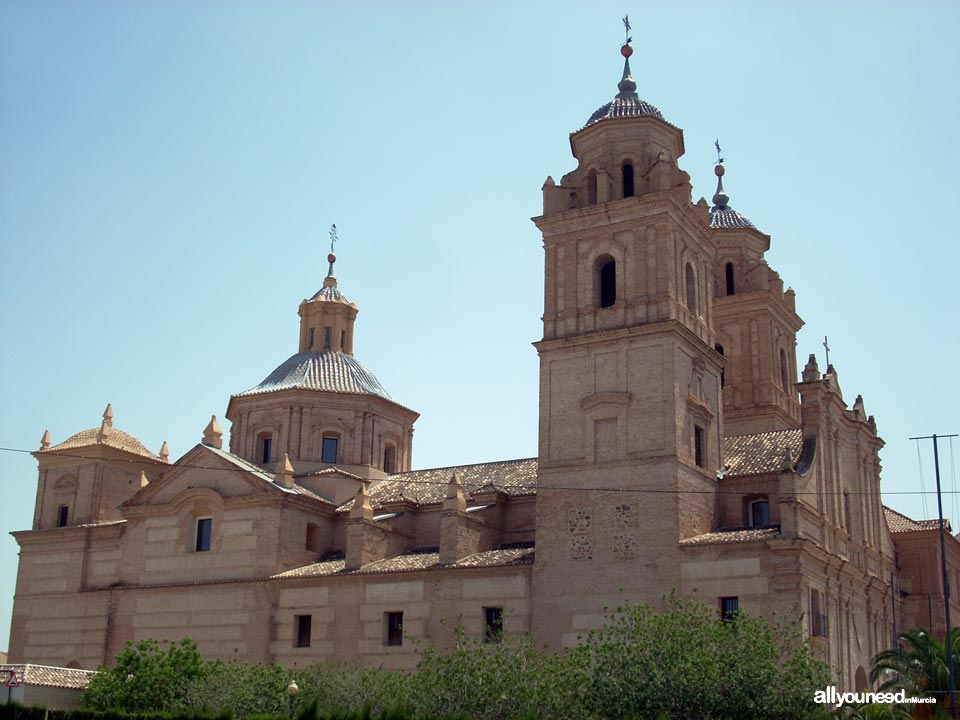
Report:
0,445,953,499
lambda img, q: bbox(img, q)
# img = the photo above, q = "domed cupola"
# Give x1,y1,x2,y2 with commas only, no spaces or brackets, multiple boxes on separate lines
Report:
226,228,419,482
584,42,664,127
709,163,756,230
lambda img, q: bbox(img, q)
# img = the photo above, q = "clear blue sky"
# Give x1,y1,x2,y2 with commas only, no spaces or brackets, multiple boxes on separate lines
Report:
1,1,958,653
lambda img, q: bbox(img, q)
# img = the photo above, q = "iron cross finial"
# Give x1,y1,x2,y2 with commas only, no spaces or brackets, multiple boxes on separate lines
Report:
714,139,724,165
329,224,338,255
823,336,831,367
622,15,632,44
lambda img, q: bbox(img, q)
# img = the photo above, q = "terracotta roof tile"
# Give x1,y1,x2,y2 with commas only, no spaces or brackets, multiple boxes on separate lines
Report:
0,664,96,689
339,458,538,511
723,429,802,477
273,544,535,579
680,526,781,546
884,506,946,533
41,427,162,461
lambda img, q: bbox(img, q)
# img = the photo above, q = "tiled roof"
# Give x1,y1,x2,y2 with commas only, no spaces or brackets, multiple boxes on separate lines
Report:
308,285,350,303
273,544,535,579
586,97,664,126
680,526,781,546
235,351,394,402
710,207,756,229
41,427,162,461
339,458,538,511
723,429,803,477
0,664,97,689
884,506,946,533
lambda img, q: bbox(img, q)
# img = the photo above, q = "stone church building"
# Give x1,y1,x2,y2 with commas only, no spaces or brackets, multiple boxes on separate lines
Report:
9,40,957,690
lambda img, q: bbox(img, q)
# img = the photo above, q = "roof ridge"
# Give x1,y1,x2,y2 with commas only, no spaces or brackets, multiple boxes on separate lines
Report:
392,456,537,477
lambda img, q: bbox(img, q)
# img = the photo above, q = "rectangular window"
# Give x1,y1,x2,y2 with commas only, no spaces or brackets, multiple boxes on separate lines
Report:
261,437,272,464
340,330,346,349
57,505,69,527
321,437,338,464
195,518,212,552
694,425,704,468
750,500,770,528
308,328,315,349
323,327,332,350
484,607,504,644
384,611,403,646
720,596,739,621
294,614,312,648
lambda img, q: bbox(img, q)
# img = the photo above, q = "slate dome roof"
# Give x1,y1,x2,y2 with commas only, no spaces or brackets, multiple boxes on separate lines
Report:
586,96,664,127
236,351,393,402
709,207,756,230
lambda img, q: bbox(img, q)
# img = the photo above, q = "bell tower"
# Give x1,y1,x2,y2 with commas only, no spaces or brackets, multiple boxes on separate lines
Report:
531,35,723,649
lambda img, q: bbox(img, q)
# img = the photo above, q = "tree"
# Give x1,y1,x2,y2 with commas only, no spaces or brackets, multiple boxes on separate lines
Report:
871,627,960,719
569,592,831,720
80,637,205,712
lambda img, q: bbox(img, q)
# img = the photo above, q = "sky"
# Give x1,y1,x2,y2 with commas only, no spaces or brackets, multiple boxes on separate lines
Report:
1,0,958,653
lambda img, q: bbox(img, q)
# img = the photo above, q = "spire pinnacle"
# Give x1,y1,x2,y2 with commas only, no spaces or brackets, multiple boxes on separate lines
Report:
159,440,170,462
712,140,730,208
97,403,114,442
616,17,638,100
40,429,51,450
325,224,338,286
202,415,223,449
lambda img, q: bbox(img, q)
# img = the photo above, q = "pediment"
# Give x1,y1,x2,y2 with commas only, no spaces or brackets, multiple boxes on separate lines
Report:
122,443,281,509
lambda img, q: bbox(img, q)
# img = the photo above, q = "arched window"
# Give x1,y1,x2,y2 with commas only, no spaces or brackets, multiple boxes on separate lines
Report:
685,263,698,314
586,170,598,205
715,344,725,388
725,262,735,295
779,348,790,389
595,255,616,308
622,163,634,198
383,443,397,473
257,432,273,465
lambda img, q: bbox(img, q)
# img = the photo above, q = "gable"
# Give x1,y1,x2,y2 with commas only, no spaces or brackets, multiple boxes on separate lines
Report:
123,444,282,509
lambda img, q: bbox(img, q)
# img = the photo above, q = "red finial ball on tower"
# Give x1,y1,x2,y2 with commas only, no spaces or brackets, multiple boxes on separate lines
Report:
327,253,336,264
714,164,725,177
621,44,633,58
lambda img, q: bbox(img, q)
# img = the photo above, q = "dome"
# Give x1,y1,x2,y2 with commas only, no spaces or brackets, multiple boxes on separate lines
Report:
236,351,394,402
585,96,664,127
710,207,756,230
44,427,161,460
309,284,350,303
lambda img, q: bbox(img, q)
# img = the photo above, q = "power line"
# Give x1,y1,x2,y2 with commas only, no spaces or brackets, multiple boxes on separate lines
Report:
0,445,955,499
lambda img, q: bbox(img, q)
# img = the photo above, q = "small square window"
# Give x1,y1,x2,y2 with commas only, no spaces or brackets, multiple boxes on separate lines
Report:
195,518,212,552
321,437,338,464
720,596,739,621
484,607,503,644
384,611,403,647
294,614,312,648
57,505,69,528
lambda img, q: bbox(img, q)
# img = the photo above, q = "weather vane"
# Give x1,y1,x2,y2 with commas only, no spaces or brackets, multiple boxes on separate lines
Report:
622,15,632,45
714,139,724,165
329,224,338,254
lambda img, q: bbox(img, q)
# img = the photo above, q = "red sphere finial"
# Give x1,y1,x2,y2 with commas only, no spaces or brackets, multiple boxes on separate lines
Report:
621,44,633,58
714,164,725,177
328,253,337,264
